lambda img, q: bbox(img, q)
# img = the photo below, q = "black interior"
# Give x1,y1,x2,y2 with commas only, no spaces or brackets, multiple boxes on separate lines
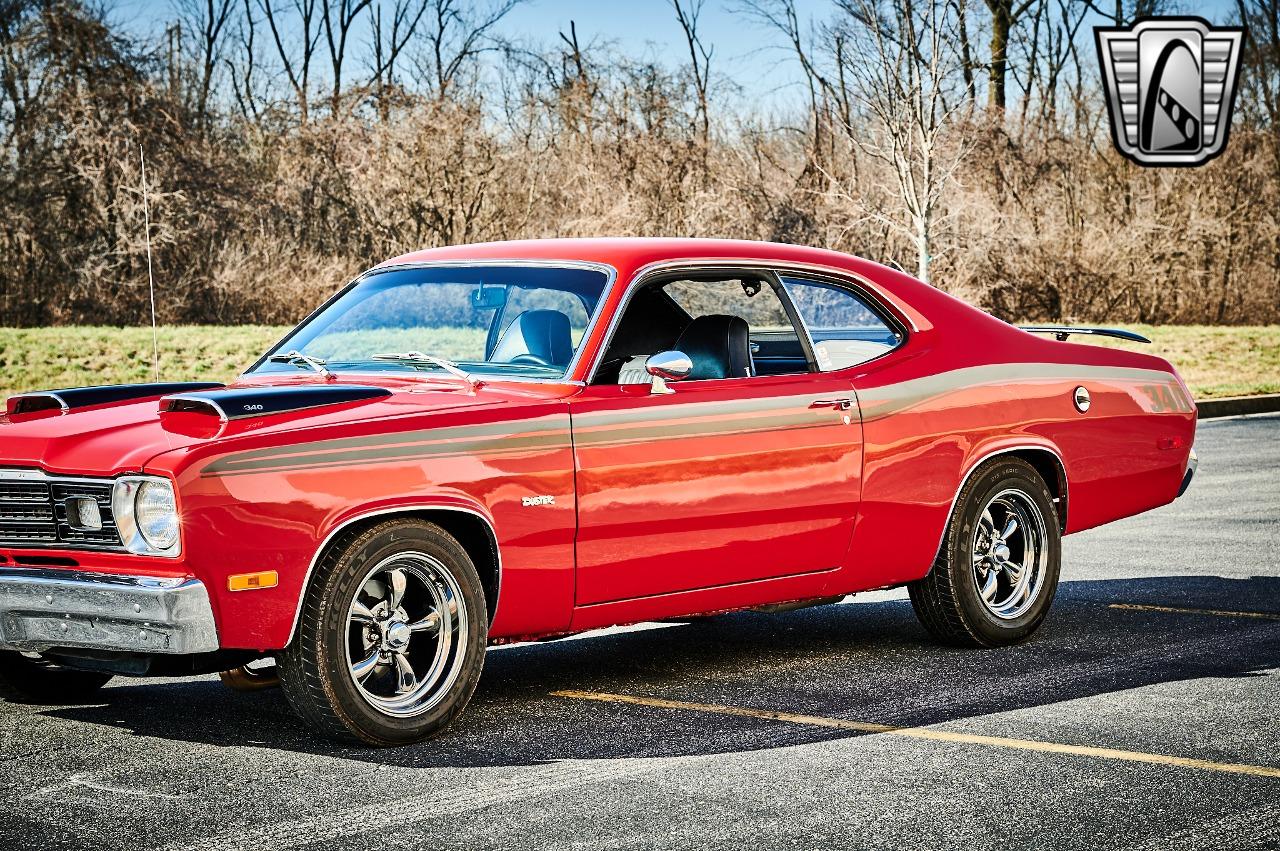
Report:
672,314,754,380
749,331,810,376
592,286,689,383
492,309,574,367
592,277,814,385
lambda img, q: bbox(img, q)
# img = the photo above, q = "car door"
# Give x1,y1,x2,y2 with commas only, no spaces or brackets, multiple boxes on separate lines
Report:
568,270,865,606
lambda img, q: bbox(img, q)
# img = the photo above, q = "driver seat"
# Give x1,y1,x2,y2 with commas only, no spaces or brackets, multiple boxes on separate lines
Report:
673,314,754,380
492,310,574,367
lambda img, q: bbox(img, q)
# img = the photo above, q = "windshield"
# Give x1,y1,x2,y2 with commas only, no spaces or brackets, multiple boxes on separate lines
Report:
252,264,610,380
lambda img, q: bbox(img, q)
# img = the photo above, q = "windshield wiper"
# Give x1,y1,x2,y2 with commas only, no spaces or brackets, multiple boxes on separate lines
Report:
372,352,480,392
269,350,335,379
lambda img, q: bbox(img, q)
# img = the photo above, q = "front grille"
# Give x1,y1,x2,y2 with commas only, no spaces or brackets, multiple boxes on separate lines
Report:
0,480,56,542
0,473,122,551
51,482,119,546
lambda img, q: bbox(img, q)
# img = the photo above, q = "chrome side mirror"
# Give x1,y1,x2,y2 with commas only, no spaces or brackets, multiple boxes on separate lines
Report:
645,350,693,395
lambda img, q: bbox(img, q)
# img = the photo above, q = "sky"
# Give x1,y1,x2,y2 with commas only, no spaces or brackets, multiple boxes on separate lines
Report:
107,0,1242,105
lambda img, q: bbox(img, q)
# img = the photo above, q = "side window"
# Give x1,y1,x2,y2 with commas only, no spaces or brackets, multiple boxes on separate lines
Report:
662,278,793,332
661,278,809,379
593,275,813,385
780,276,902,371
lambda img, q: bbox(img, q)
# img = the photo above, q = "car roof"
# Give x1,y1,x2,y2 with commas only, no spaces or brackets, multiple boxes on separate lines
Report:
378,237,887,278
375,237,960,337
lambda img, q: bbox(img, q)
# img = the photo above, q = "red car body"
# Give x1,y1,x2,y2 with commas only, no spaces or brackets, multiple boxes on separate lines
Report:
0,238,1197,654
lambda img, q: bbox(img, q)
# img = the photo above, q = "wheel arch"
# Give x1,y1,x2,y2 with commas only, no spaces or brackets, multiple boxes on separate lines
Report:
285,504,501,646
933,443,1069,565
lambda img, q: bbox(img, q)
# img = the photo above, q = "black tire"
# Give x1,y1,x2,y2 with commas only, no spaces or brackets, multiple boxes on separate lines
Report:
908,457,1061,647
0,651,113,704
278,519,488,747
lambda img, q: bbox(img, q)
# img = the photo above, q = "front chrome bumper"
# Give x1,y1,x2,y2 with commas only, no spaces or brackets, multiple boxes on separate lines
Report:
0,567,218,654
1178,448,1198,498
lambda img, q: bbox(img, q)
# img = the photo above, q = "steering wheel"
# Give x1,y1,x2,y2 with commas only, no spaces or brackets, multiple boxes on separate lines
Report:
507,353,554,367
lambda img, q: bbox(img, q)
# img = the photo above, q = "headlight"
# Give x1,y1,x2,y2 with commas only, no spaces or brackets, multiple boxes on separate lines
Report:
112,477,181,556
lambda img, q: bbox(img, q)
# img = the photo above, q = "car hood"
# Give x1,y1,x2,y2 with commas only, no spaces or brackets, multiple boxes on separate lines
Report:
0,396,213,476
0,375,566,478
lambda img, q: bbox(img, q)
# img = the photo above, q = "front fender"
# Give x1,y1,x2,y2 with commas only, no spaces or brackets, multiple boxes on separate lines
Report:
146,408,578,650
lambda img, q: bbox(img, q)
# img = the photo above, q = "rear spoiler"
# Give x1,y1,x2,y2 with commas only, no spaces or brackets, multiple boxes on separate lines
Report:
1019,326,1151,344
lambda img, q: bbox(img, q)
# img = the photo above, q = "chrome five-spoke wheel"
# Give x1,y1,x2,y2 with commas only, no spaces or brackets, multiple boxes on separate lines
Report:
908,456,1062,647
970,489,1049,620
279,519,487,746
346,553,468,717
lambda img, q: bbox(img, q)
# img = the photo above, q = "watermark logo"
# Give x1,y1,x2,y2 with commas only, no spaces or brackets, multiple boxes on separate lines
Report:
1095,17,1245,167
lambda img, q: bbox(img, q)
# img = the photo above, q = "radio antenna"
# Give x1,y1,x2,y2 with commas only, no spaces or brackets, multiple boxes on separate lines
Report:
139,145,160,380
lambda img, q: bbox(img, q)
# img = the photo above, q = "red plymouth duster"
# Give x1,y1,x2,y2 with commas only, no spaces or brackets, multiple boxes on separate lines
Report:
0,238,1197,746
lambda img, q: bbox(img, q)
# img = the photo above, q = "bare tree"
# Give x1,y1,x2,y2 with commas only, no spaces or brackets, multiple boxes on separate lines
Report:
321,0,372,115
259,0,322,123
174,0,235,129
1009,0,1087,132
668,0,713,148
2,0,1278,330
368,0,428,119
226,0,264,124
413,0,521,100
952,0,977,103
1235,0,1279,130
1235,0,1280,187
831,0,971,282
983,0,1036,111
738,0,835,170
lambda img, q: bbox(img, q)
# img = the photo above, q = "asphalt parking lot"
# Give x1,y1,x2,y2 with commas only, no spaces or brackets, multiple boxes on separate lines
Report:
2,413,1277,851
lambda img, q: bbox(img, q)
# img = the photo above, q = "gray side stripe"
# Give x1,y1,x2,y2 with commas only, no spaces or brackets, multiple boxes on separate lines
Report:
573,393,832,429
858,363,1186,421
203,363,1183,476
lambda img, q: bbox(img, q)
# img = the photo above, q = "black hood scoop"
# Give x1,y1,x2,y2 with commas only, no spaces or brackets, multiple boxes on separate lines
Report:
160,384,392,421
7,382,225,415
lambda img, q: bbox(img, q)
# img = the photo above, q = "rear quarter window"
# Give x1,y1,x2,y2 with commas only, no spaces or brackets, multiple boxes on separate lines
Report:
780,275,903,370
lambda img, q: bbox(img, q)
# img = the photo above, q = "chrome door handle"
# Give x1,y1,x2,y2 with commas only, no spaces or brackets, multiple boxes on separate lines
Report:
810,398,853,411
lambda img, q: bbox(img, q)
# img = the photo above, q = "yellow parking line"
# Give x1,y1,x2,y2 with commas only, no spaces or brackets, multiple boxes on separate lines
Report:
552,690,1280,779
1109,603,1280,621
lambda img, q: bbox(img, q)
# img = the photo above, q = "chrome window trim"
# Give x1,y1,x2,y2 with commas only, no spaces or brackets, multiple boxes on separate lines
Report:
760,268,821,373
584,257,917,384
286,504,502,645
245,259,618,386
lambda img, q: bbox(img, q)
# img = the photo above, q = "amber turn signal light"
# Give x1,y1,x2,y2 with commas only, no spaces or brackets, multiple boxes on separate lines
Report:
228,570,279,591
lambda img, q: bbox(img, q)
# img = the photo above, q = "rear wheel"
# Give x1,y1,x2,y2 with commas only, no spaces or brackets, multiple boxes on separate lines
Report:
279,520,487,746
909,457,1061,647
0,651,113,704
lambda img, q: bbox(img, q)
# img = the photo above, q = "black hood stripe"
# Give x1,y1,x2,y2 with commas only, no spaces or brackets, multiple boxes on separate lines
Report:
7,382,224,416
162,385,392,421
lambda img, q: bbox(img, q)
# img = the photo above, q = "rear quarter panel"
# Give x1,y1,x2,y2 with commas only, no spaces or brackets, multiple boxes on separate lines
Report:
837,265,1196,591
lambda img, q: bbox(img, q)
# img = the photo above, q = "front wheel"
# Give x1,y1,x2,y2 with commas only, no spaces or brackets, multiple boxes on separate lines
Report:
0,651,113,704
908,457,1061,647
278,520,488,746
